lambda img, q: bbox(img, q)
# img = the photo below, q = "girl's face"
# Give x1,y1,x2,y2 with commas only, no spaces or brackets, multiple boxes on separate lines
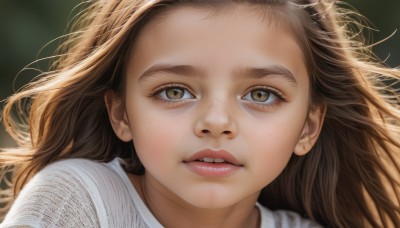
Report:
108,5,324,209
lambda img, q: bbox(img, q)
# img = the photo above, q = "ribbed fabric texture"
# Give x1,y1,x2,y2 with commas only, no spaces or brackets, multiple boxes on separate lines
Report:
1,158,321,228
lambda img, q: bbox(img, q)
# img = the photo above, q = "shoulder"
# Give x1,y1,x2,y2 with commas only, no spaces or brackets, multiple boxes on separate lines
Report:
1,158,116,227
21,158,122,206
41,157,115,176
257,204,322,228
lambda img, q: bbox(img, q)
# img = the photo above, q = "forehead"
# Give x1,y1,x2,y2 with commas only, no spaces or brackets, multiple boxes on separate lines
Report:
128,4,307,84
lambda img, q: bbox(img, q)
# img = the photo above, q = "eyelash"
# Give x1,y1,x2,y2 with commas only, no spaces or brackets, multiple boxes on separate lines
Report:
241,86,286,109
149,84,195,103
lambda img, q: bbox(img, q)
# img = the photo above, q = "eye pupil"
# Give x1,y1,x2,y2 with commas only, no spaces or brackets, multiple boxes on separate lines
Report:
166,88,184,99
251,90,269,102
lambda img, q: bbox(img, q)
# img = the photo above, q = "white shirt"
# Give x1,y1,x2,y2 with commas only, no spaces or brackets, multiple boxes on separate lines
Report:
1,158,321,228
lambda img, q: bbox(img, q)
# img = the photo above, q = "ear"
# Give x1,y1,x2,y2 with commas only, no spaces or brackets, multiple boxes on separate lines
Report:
294,104,326,156
104,91,133,142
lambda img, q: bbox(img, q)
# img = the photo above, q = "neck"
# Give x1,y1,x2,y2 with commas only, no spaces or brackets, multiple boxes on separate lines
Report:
128,173,260,228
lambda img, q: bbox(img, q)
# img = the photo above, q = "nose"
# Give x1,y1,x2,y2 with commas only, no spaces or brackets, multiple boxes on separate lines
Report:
194,99,238,139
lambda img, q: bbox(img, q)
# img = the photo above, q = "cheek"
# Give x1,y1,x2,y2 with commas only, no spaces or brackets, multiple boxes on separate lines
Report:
251,122,297,161
129,110,190,168
246,109,305,150
243,111,306,181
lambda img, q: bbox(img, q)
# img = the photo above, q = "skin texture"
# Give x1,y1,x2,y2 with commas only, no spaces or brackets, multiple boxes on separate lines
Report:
105,5,326,228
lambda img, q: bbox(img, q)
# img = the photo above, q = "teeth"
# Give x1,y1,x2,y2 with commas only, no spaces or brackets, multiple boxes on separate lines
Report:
201,157,225,163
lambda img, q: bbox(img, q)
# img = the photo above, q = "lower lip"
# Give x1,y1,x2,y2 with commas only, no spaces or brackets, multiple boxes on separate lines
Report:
184,162,241,177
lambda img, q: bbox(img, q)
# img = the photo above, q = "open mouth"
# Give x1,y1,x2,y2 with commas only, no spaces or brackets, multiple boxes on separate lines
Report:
196,157,227,163
184,149,243,167
184,153,242,177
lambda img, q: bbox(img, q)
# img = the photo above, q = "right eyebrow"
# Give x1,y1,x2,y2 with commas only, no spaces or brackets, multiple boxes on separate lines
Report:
137,64,204,82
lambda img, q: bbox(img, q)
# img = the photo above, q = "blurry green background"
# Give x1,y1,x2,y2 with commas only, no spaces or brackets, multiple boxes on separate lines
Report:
0,0,400,147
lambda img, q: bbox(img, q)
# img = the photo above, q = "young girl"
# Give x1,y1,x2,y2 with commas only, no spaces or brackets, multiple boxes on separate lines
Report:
1,0,400,227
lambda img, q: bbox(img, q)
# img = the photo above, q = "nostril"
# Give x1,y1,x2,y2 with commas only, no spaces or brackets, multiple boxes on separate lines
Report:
222,130,231,135
202,129,210,134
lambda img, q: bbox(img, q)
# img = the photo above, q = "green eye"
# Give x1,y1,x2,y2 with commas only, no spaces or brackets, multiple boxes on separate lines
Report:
250,89,270,102
166,88,185,99
242,87,280,105
156,86,194,101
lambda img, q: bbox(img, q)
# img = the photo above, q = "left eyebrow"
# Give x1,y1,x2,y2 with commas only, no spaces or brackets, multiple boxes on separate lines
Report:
237,65,298,87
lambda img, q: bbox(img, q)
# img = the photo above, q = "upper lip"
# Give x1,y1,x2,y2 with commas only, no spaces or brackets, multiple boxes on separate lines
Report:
184,149,243,166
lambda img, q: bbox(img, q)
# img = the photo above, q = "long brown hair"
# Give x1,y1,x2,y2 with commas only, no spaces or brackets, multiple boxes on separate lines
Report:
1,0,400,227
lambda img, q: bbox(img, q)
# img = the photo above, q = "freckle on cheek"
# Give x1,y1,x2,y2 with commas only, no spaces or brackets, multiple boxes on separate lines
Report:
139,127,175,153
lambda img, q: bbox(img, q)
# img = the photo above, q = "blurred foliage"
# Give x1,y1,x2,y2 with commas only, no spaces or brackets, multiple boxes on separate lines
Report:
0,0,80,146
348,0,400,67
0,0,399,147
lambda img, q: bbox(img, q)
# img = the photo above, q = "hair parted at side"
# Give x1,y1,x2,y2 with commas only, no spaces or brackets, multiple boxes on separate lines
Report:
1,0,400,226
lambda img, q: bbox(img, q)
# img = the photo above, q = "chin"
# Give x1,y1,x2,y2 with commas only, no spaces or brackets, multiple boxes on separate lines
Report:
177,186,243,209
